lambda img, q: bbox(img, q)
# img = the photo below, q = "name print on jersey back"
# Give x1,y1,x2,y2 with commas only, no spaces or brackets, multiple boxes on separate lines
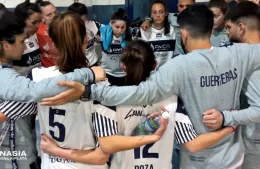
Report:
200,68,237,87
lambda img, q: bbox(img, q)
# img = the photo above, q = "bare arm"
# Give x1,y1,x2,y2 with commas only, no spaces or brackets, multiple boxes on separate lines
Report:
98,134,160,154
40,134,109,165
0,113,7,124
98,116,168,154
184,127,234,152
52,147,109,165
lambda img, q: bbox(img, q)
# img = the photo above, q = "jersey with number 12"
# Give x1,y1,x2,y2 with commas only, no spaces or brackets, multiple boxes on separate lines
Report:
110,96,177,169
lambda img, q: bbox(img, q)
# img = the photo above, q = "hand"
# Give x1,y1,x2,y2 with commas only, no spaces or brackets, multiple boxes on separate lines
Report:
153,116,168,141
203,109,224,129
141,20,151,31
40,134,59,156
41,81,85,106
91,66,106,82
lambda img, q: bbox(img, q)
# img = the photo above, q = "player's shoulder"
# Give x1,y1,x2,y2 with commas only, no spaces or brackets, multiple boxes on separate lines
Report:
168,13,179,27
32,66,62,82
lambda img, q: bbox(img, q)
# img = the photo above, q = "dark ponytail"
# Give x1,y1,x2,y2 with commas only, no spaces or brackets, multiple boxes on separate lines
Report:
121,40,155,85
150,0,170,35
111,8,132,41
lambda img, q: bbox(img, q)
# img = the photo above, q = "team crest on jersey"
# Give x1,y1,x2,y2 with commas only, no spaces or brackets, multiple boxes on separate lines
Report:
156,33,162,37
220,39,227,46
114,40,121,44
28,42,34,48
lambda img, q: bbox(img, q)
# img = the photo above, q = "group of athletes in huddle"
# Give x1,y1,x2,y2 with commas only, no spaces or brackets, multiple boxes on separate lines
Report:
0,0,259,169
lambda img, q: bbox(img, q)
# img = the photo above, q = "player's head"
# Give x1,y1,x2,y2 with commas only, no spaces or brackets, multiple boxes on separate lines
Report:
225,1,260,43
14,0,41,36
35,0,56,26
150,0,171,35
68,1,88,22
121,40,156,85
0,3,7,11
0,11,26,62
178,4,214,53
110,8,132,41
208,0,227,30
177,0,195,13
49,12,88,73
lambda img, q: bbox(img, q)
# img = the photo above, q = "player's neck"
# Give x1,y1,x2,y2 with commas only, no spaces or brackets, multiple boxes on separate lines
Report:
187,39,212,52
243,31,260,44
0,57,9,64
152,23,164,30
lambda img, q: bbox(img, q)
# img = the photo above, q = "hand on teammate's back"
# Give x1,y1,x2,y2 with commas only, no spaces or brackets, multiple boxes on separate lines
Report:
141,20,151,31
202,109,224,129
41,81,85,106
91,66,106,82
40,133,59,156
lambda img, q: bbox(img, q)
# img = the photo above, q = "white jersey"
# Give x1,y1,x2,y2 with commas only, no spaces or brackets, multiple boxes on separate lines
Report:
110,96,199,169
110,96,177,169
32,67,117,169
13,34,41,76
85,21,100,66
100,35,126,77
136,26,176,68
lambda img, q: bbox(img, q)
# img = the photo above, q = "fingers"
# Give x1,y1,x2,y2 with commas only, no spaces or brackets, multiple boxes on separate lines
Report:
41,133,51,141
40,93,67,106
202,109,217,116
159,105,168,112
57,81,77,87
147,112,161,119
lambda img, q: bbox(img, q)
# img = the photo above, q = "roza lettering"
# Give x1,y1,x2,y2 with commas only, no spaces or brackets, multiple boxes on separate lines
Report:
135,164,154,169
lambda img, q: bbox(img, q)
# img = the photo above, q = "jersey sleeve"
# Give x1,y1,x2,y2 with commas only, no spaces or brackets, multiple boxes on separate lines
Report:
92,104,118,138
0,101,37,120
0,67,94,102
174,103,198,144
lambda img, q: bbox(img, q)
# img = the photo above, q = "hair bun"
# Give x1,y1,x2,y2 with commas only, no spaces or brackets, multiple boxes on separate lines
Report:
117,8,126,14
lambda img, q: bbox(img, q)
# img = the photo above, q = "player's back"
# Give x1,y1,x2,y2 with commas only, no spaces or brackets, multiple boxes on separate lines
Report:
33,67,107,169
110,96,177,169
38,101,107,169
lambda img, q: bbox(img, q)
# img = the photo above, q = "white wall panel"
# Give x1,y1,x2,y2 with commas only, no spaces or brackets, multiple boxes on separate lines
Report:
0,0,124,8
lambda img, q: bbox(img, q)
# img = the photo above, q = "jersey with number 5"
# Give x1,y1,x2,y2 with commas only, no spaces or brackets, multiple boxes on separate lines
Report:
33,67,109,169
110,96,177,169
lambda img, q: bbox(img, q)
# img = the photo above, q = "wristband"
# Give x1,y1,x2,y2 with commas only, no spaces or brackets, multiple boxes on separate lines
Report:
220,111,225,127
89,68,96,83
